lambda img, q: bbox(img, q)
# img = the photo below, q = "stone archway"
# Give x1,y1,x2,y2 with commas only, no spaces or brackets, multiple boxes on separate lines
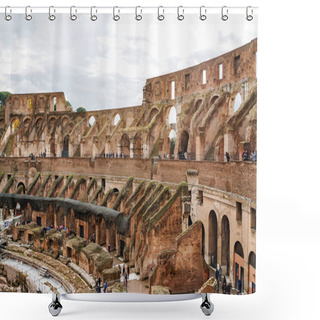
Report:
120,133,130,157
62,135,69,157
178,130,189,159
248,251,256,293
234,241,244,293
208,210,218,268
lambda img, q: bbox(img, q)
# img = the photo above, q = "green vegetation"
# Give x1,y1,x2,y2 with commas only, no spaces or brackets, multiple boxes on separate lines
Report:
76,107,86,112
0,91,10,110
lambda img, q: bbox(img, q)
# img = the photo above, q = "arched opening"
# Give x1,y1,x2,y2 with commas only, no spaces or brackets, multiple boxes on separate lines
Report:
234,93,242,113
62,135,69,157
134,133,143,158
169,106,177,124
221,215,230,276
169,129,176,158
114,113,121,126
248,251,256,293
234,241,244,293
11,118,20,133
17,182,26,194
208,210,218,268
179,130,189,159
120,133,130,157
89,116,96,127
113,188,119,194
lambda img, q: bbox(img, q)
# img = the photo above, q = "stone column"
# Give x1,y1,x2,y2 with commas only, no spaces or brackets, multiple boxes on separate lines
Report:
117,144,121,157
105,136,111,155
95,223,100,244
196,127,205,161
143,143,150,159
186,169,199,222
129,138,135,159
224,127,234,161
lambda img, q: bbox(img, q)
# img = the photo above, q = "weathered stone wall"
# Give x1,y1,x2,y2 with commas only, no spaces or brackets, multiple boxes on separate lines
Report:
0,157,256,200
149,221,209,294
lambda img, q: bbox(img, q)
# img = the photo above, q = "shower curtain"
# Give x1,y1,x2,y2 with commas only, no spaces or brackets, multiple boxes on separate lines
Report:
0,6,257,295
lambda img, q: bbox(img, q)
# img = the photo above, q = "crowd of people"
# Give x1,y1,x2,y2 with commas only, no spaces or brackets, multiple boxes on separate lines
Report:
225,150,257,162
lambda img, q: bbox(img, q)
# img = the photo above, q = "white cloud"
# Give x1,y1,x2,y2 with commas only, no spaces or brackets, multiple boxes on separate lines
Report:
0,13,258,110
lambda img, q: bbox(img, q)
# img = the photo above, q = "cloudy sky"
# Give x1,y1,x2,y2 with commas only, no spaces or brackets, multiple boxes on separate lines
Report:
0,12,257,111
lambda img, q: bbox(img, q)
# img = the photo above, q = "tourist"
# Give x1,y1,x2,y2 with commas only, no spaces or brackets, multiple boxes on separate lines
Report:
215,268,219,280
107,243,111,252
225,152,230,162
103,280,108,293
124,273,128,287
122,264,126,275
251,150,257,162
127,265,130,275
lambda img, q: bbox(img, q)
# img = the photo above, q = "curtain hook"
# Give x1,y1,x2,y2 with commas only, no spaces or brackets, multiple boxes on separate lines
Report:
90,6,97,21
221,6,228,21
177,6,184,21
200,6,207,21
157,6,165,21
113,6,120,21
70,6,77,21
135,6,142,21
246,6,253,21
25,6,32,21
4,6,12,21
49,6,56,21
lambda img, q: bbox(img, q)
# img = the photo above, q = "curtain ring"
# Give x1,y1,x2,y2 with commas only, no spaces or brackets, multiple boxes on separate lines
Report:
246,6,253,21
221,6,228,21
113,6,120,21
200,6,207,21
4,6,12,21
70,6,77,21
157,6,165,21
49,6,56,21
177,6,184,21
25,6,32,21
135,6,142,21
90,6,97,21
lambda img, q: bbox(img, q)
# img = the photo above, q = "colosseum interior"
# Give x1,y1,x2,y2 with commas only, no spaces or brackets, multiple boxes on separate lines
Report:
0,38,257,295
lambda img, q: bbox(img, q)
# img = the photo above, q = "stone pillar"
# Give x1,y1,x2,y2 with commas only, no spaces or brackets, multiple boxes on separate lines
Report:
95,223,100,244
105,136,111,155
224,128,234,161
186,169,199,222
117,144,121,157
0,208,3,221
196,127,205,161
54,213,57,228
92,137,98,158
143,143,150,159
129,138,135,159
10,209,14,219
64,215,67,228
